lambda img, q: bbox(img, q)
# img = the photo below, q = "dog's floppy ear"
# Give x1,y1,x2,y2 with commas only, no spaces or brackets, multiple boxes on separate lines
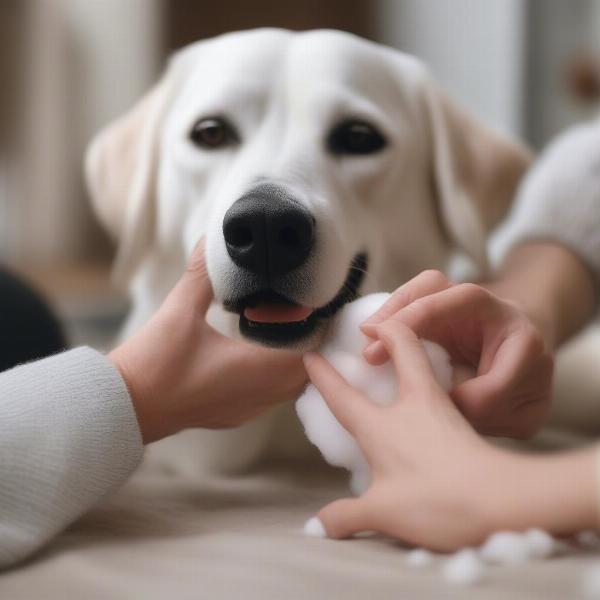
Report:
421,77,532,272
85,76,172,284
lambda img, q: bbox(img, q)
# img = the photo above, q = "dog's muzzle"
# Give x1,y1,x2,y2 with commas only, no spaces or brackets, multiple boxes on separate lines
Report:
221,183,367,347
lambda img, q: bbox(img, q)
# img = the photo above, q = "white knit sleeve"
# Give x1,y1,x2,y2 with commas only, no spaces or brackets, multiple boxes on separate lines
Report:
492,120,600,282
0,347,143,569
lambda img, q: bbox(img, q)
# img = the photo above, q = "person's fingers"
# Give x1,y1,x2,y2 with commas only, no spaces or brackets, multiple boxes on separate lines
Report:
363,339,388,365
374,320,442,397
452,325,551,429
361,270,452,336
507,393,552,439
167,238,214,316
317,497,372,539
303,352,374,436
364,284,495,366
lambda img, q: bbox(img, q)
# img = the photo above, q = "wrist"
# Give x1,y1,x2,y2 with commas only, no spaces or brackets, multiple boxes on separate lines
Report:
481,447,598,536
482,278,556,351
108,345,178,444
484,242,596,349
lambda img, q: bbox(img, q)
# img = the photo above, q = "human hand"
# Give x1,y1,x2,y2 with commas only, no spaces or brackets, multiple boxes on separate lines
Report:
303,321,505,551
360,271,554,438
304,320,598,549
109,240,306,443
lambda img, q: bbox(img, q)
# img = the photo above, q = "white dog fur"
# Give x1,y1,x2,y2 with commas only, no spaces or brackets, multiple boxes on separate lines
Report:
85,29,530,474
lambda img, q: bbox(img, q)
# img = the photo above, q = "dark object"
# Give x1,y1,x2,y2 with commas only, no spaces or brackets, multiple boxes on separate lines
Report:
566,54,600,104
223,184,315,279
0,269,66,373
189,117,240,149
166,0,375,53
327,120,387,155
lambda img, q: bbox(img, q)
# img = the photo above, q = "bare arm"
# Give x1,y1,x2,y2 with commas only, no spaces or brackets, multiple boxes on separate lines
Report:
483,241,597,350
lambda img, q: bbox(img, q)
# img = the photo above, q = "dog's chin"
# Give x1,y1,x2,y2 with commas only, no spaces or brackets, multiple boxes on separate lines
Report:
224,253,368,349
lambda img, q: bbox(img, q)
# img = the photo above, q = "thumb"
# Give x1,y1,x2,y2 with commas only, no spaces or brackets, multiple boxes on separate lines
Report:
315,497,371,539
167,238,213,316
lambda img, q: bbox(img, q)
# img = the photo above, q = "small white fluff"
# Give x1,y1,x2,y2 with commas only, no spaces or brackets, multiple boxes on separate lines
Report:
478,529,558,565
442,549,485,586
406,548,435,568
296,293,453,496
479,531,536,565
524,528,556,559
303,517,327,538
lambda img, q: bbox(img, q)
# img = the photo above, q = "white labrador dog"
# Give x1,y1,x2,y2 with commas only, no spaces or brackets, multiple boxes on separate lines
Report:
86,29,530,473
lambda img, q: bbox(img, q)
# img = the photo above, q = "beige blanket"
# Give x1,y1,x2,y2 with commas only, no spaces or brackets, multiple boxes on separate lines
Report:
0,457,598,600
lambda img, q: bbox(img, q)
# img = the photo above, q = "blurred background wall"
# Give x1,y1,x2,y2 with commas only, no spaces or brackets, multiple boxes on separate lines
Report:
1,0,599,343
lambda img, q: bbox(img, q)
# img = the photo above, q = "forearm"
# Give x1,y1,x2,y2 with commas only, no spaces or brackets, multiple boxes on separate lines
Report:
484,445,598,536
0,348,143,569
483,241,597,349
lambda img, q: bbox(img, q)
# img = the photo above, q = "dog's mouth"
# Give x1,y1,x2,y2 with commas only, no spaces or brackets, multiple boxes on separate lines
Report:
223,253,368,347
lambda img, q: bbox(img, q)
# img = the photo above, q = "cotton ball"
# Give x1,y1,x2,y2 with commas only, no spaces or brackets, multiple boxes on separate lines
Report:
303,517,327,538
479,531,532,565
297,294,456,498
524,528,556,559
320,348,398,407
296,368,361,467
582,563,600,599
442,549,485,585
406,548,435,568
325,293,391,355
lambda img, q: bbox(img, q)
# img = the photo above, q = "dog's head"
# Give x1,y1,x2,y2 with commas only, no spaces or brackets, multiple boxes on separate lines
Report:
86,29,531,348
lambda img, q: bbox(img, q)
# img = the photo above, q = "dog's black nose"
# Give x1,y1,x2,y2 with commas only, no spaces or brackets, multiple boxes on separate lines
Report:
223,186,315,279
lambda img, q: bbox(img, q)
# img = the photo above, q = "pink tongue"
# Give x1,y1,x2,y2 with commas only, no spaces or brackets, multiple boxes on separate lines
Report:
244,303,313,324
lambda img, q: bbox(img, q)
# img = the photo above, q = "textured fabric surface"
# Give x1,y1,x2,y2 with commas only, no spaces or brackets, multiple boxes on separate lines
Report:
0,461,598,600
493,118,600,282
0,347,143,568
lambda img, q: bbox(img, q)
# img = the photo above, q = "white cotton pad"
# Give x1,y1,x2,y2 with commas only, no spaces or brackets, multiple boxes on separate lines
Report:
296,293,453,496
442,549,485,585
406,548,435,568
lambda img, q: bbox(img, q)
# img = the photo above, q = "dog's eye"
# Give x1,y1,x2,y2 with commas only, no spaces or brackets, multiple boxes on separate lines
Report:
327,120,386,155
189,117,239,149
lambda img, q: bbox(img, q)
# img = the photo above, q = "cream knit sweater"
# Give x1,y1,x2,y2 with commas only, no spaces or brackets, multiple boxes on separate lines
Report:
0,348,143,569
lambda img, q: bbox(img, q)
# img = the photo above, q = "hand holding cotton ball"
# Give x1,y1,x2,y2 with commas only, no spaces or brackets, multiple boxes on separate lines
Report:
296,293,453,495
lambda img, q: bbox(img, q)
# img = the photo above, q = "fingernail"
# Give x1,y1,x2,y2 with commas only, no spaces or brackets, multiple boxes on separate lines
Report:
361,314,383,328
363,341,376,355
360,322,377,336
